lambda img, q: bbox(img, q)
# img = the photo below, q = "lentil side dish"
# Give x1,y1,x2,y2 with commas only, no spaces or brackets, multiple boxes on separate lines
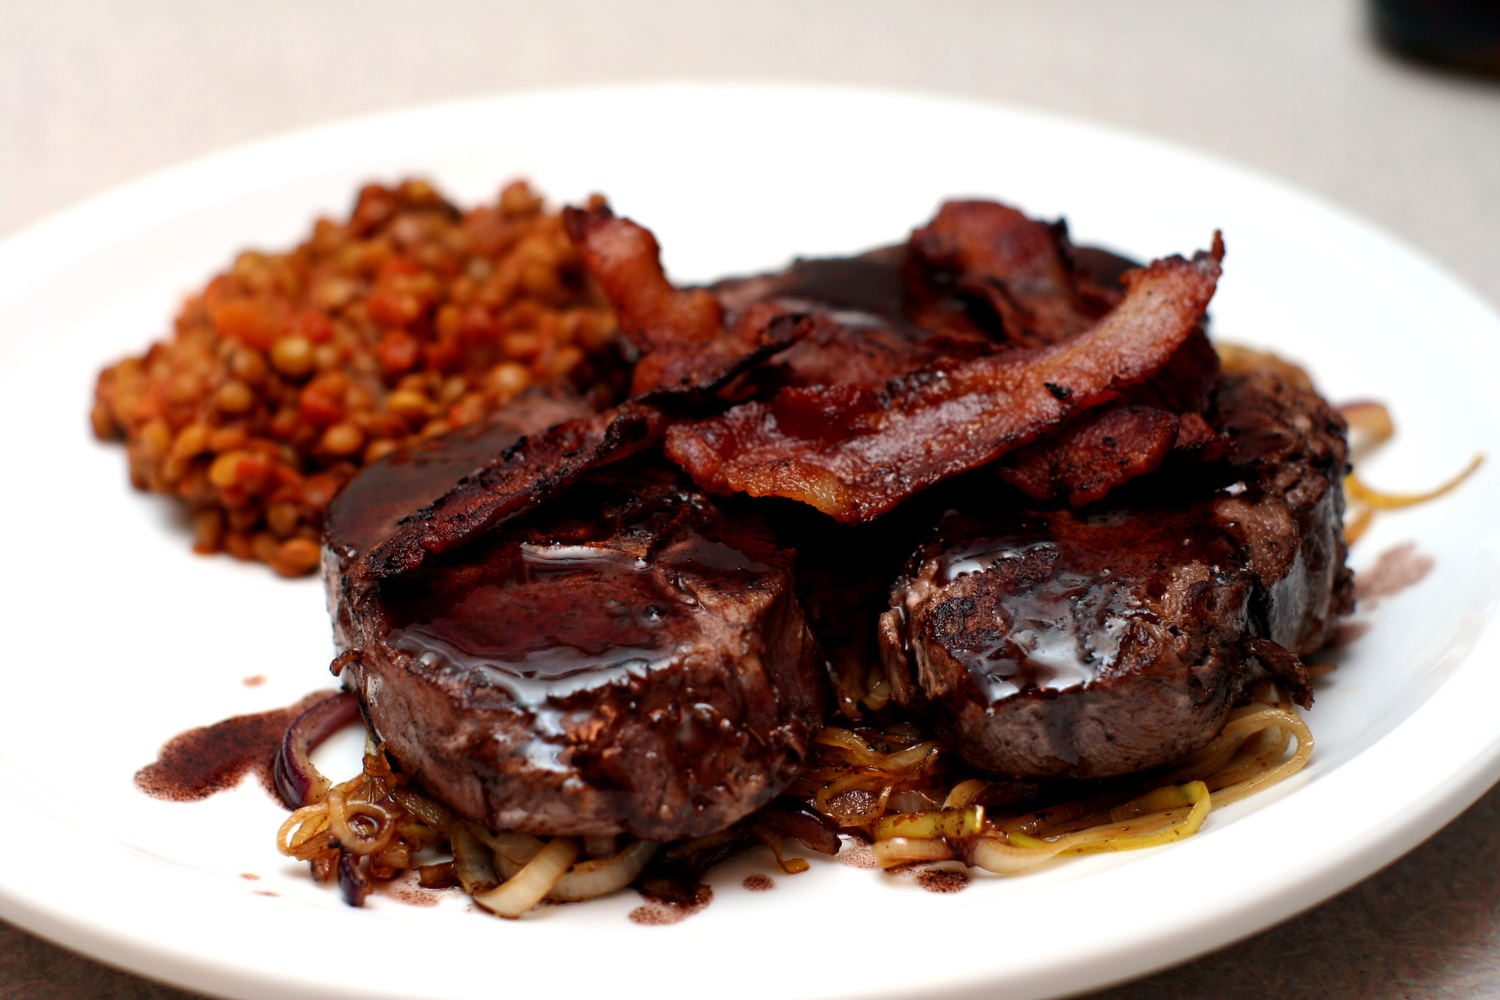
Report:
91,179,620,576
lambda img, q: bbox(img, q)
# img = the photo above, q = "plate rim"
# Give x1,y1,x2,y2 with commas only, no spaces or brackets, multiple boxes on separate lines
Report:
4,80,1500,1000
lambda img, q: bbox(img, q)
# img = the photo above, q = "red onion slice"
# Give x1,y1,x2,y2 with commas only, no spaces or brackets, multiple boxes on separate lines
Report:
758,797,842,856
273,691,360,809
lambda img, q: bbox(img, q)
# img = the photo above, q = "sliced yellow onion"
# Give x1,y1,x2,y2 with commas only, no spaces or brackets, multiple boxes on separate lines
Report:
1345,454,1483,510
942,778,989,809
546,840,659,901
1008,780,1212,857
813,728,937,770
870,836,953,869
451,823,499,896
1207,712,1313,809
815,727,876,755
583,835,619,859
1344,505,1374,545
813,770,894,822
873,805,985,843
887,789,945,815
862,674,892,712
965,782,1212,876
474,837,581,919
324,786,394,857
390,788,456,831
490,836,659,902
967,835,1071,874
473,828,545,866
276,802,332,860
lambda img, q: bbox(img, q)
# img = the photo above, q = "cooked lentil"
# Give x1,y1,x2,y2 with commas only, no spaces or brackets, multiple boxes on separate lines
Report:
92,179,620,576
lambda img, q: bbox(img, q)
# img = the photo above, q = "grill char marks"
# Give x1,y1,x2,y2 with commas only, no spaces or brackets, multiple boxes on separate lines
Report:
879,353,1352,780
330,461,827,841
323,389,596,647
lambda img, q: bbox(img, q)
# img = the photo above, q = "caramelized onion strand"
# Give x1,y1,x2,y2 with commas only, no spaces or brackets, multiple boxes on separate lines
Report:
474,837,581,919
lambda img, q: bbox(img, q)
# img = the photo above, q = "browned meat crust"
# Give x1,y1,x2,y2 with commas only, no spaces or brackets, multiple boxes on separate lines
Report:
878,353,1353,780
331,462,827,839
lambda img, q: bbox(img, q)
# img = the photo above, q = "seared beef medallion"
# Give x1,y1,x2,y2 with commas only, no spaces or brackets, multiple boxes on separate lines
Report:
879,351,1353,780
329,444,826,841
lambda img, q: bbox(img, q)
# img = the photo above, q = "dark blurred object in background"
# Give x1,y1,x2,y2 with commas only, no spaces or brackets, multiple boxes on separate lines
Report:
1372,0,1500,75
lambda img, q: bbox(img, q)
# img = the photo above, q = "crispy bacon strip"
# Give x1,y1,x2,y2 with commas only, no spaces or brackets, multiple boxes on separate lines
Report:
564,202,803,395
992,327,1225,505
665,237,1225,522
905,200,1119,347
995,406,1224,507
562,202,723,349
357,402,667,582
997,405,1184,507
634,302,812,397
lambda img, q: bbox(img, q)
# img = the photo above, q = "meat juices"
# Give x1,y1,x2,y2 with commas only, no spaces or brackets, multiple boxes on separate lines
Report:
880,353,1353,779
329,450,827,841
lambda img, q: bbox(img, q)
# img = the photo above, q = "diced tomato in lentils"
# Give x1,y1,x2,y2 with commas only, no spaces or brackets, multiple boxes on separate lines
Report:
92,179,620,577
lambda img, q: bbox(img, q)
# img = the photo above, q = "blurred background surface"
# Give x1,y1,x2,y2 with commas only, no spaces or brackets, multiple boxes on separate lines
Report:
3,2,1499,998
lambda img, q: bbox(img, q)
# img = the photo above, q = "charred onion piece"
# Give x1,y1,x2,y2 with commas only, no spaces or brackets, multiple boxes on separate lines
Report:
639,827,758,904
665,238,1224,522
451,823,501,896
337,848,371,907
273,691,359,809
755,797,842,857
417,861,460,890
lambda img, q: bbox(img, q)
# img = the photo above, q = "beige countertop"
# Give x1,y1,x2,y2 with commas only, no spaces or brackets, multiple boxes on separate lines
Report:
4,2,1499,998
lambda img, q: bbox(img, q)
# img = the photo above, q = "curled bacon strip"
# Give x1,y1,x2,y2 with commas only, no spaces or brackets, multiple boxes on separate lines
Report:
905,200,1120,347
664,237,1225,523
564,202,805,396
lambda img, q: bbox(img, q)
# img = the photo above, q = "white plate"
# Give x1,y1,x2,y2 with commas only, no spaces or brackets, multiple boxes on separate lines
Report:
2,82,1499,1000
